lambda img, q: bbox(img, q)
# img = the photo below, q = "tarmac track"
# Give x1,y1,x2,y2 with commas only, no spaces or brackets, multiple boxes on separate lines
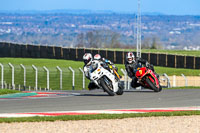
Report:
0,89,200,113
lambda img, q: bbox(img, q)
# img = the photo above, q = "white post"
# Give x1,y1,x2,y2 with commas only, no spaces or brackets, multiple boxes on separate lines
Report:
32,65,38,91
163,73,171,88
121,68,127,90
69,67,75,90
56,66,62,90
43,66,49,91
79,67,85,90
181,74,188,87
0,63,4,89
20,64,26,87
127,77,130,90
8,63,15,89
173,75,176,87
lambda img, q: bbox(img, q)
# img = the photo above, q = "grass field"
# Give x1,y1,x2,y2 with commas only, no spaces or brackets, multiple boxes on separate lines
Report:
104,48,200,57
0,89,21,95
0,58,199,90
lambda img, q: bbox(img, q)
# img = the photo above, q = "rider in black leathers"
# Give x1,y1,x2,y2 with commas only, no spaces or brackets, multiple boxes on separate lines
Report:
125,52,155,88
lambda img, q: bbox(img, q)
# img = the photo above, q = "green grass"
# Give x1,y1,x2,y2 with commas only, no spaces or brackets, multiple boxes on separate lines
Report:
154,66,200,76
0,111,200,123
103,48,200,57
0,58,82,68
141,49,200,57
0,89,21,95
0,58,199,90
0,58,88,90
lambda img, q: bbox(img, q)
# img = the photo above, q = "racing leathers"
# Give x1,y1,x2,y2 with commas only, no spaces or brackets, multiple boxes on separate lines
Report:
84,59,120,90
125,57,155,88
83,63,99,90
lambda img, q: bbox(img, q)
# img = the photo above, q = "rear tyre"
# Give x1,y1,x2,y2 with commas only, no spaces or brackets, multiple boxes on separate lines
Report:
100,77,115,96
145,78,160,92
116,83,124,95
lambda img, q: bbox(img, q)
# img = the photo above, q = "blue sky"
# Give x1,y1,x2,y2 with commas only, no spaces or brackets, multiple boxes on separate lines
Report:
1,0,200,15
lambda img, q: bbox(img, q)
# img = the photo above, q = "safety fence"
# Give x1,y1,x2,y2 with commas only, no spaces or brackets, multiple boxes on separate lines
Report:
0,42,200,69
0,62,198,91
0,63,90,91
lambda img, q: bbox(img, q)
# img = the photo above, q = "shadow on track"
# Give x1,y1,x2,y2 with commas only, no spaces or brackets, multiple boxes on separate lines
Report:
75,93,111,97
124,90,158,93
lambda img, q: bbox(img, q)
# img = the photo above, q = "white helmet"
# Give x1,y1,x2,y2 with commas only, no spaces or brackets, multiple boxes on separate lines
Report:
94,54,101,60
126,52,135,64
83,53,93,66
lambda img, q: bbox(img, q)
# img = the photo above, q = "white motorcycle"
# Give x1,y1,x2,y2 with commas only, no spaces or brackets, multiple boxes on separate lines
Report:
89,60,124,96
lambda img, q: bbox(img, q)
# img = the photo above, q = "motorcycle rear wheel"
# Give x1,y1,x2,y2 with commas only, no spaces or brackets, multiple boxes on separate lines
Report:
100,77,115,96
116,83,124,95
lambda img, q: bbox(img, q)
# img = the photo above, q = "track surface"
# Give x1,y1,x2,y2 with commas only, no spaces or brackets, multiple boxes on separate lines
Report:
0,89,200,113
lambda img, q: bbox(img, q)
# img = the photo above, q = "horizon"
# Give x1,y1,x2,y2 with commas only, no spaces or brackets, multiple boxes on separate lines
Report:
0,9,199,16
1,0,200,15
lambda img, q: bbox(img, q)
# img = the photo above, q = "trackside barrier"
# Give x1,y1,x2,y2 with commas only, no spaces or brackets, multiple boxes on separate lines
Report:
181,74,188,87
56,66,62,90
79,67,85,90
127,76,131,90
120,68,127,90
8,63,15,89
1,42,200,69
20,64,26,88
69,67,75,90
0,63,3,89
173,75,176,87
163,73,171,88
43,66,50,91
0,63,197,91
32,65,38,91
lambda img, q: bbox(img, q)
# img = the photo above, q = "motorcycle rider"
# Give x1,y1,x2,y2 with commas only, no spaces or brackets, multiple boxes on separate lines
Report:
83,53,99,90
125,52,156,88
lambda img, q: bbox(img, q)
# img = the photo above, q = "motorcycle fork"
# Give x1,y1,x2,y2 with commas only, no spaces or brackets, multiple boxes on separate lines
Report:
113,69,120,80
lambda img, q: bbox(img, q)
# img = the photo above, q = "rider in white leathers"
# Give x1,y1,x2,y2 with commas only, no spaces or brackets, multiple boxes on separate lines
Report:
83,53,99,90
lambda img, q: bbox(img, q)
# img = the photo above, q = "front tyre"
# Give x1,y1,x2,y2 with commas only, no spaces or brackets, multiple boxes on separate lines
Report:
159,85,162,92
100,77,115,96
145,78,160,92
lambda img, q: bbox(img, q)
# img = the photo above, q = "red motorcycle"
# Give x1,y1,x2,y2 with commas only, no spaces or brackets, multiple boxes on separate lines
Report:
135,67,162,92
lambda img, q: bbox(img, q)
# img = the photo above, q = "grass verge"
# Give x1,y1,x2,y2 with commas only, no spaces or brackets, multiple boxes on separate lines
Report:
0,58,199,76
105,48,200,57
0,111,200,123
0,89,21,95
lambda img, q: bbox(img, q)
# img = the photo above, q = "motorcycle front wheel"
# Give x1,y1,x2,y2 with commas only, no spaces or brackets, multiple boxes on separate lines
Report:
100,77,115,96
145,78,160,92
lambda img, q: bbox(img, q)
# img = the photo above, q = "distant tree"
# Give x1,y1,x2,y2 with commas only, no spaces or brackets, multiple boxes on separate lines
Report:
151,38,157,49
150,37,163,49
142,37,151,49
110,32,120,48
76,33,84,47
